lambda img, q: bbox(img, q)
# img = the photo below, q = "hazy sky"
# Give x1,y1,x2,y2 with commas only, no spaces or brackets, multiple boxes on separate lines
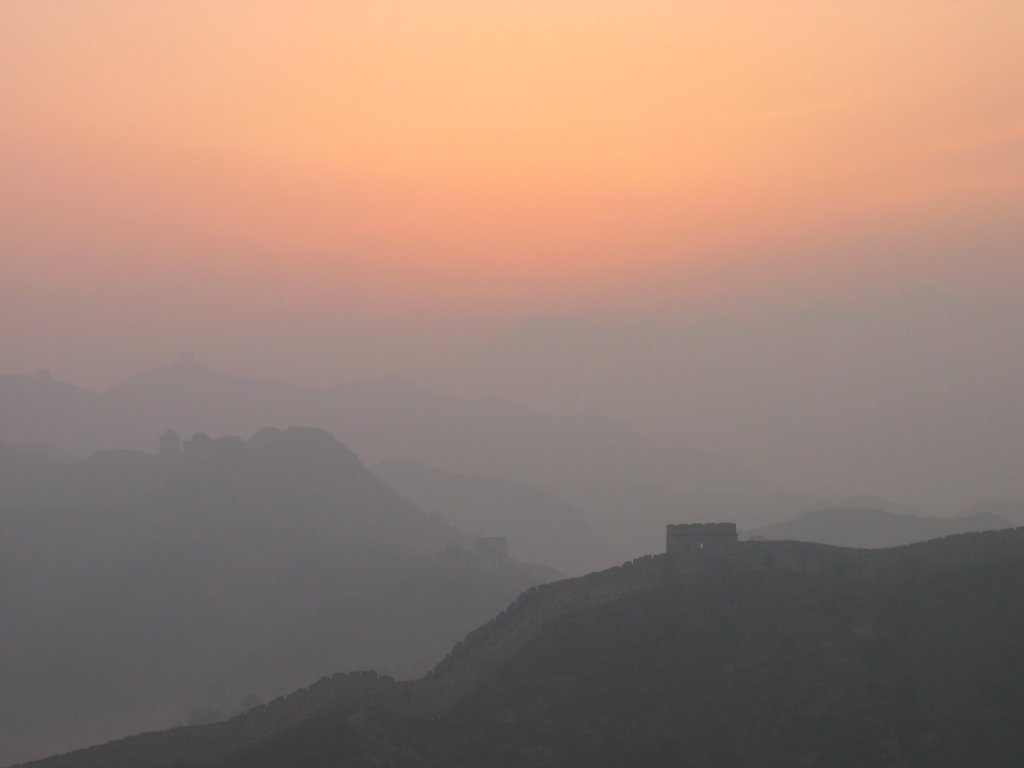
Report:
2,0,1022,381
2,1,1023,511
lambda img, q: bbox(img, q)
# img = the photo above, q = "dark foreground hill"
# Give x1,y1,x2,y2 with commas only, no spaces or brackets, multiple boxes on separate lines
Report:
0,429,553,766
23,528,1024,768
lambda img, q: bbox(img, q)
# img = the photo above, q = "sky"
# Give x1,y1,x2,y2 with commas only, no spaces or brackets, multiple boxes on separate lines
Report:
2,1,1023,508
3,2,1022,344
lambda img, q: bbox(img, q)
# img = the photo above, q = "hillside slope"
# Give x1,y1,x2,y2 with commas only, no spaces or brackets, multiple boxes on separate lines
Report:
0,428,551,767
22,528,1024,768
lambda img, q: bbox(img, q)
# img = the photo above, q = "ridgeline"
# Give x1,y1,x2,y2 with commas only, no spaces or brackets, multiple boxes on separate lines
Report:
20,528,1024,768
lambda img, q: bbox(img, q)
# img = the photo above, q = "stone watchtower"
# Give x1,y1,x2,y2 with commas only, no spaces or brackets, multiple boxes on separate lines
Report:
666,523,738,555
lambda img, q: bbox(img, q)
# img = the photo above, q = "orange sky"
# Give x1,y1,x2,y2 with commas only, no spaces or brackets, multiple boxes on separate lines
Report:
2,0,1023,320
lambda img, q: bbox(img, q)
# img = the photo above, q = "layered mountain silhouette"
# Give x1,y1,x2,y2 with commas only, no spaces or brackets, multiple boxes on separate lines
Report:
19,529,1024,768
964,498,1024,526
750,505,1012,548
0,428,552,767
373,457,618,574
0,358,815,561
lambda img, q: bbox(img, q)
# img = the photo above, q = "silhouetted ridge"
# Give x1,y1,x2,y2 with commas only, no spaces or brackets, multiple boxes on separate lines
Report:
0,359,810,562
110,354,226,391
966,498,1024,526
752,505,1011,548
374,457,618,573
21,528,1024,768
1,427,554,766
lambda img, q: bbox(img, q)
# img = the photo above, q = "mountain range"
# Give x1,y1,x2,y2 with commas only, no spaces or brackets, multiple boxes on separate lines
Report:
0,429,552,766
373,458,617,575
749,505,1013,548
0,358,817,561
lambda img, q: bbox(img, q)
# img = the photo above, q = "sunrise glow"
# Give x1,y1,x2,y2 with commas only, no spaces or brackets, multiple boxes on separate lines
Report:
3,0,1021,317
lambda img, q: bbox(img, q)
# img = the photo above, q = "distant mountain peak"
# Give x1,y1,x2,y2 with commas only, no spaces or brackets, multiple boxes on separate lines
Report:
751,504,1012,549
108,354,226,392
